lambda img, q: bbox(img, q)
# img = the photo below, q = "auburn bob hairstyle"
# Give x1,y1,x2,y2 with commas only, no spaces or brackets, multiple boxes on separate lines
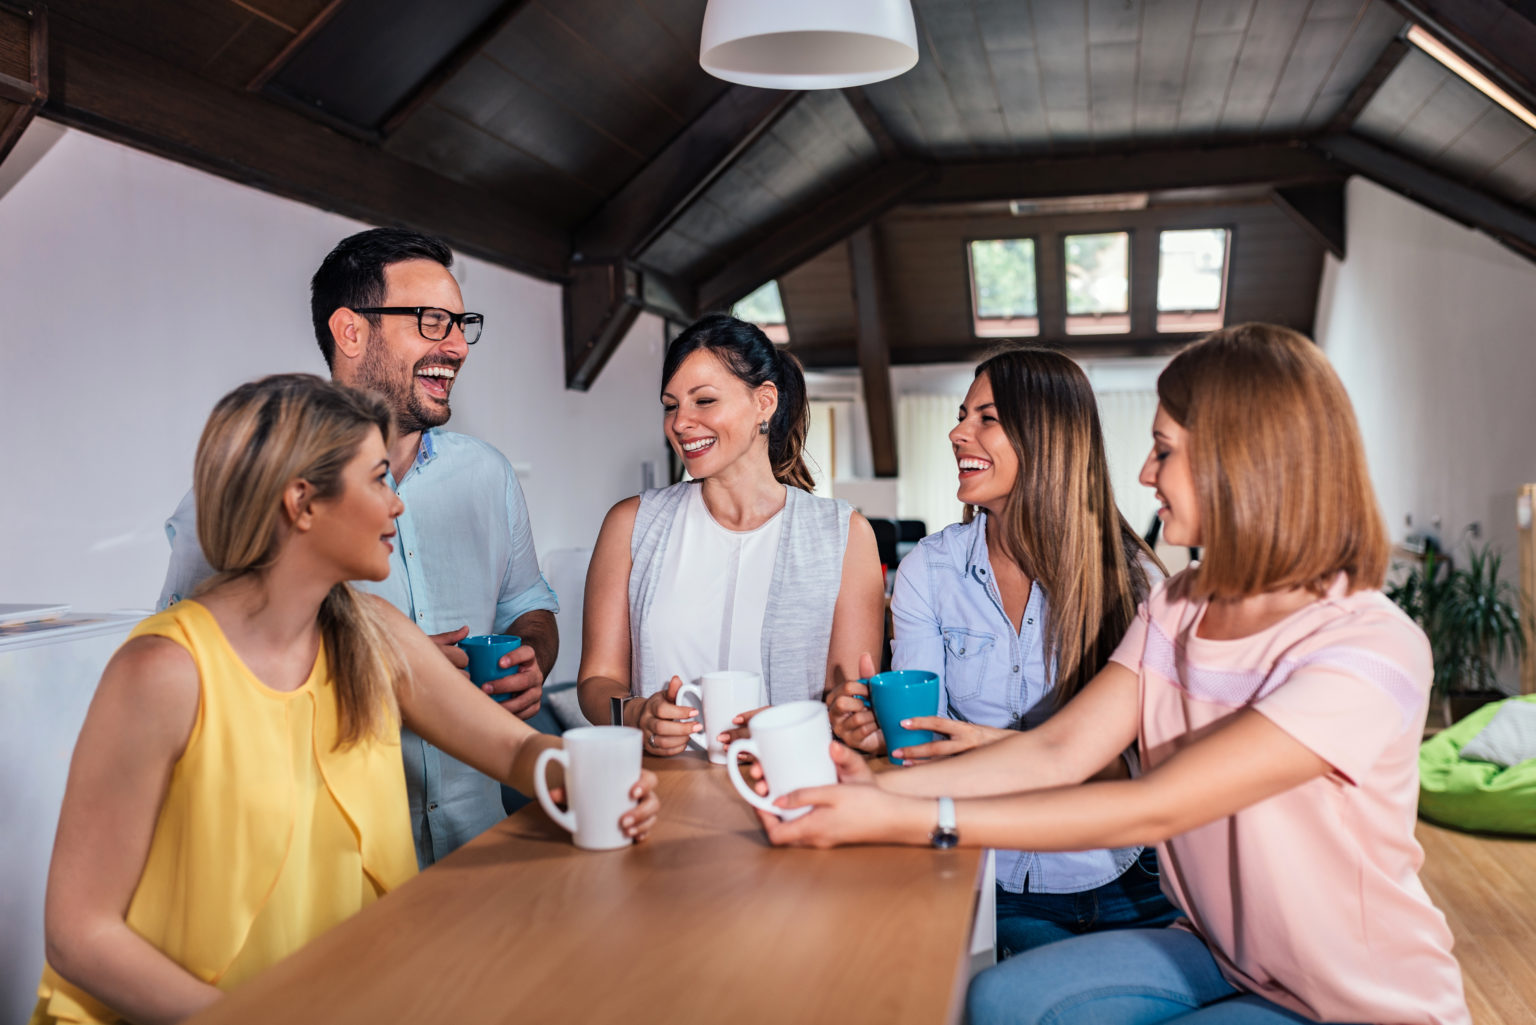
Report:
1157,323,1389,599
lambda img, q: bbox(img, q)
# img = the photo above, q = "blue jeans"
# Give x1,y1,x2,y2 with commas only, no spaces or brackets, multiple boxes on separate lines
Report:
968,928,1353,1025
996,848,1184,957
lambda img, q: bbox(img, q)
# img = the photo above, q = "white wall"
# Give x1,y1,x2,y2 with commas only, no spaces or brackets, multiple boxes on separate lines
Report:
1316,177,1536,573
0,123,669,612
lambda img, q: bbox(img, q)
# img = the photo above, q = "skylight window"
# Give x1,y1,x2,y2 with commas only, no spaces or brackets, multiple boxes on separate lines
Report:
968,238,1039,337
1156,228,1229,333
732,280,789,343
1064,232,1130,335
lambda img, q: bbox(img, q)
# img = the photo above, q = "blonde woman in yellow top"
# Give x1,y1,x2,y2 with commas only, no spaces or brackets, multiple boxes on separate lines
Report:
34,375,660,1025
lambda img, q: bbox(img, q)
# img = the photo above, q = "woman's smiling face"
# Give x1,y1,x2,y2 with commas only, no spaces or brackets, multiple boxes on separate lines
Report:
949,372,1019,516
1139,404,1200,547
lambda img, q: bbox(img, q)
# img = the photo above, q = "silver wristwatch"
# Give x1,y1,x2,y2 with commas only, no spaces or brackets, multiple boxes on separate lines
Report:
930,796,959,849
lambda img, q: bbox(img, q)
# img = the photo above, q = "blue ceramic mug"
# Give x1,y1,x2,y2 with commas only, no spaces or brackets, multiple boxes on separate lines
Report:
858,669,941,765
458,634,522,701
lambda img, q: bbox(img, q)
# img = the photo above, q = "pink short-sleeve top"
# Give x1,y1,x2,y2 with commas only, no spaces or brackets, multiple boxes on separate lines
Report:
1110,570,1468,1025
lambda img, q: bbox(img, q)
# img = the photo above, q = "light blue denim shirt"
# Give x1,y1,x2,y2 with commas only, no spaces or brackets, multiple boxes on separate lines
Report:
158,428,559,868
890,513,1140,894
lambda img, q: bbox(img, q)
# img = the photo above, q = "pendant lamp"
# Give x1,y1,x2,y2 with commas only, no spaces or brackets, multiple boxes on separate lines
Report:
699,0,919,90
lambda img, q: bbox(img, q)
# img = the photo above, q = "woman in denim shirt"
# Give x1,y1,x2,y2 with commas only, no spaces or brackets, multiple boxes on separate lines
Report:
830,348,1180,955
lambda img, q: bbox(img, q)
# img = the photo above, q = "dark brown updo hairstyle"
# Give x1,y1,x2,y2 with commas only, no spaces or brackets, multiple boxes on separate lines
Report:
661,313,814,491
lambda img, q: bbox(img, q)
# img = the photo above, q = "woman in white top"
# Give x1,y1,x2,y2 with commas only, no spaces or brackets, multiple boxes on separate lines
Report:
577,314,884,755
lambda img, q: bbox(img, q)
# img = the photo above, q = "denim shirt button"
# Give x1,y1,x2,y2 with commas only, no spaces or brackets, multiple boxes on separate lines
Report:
1013,664,1020,673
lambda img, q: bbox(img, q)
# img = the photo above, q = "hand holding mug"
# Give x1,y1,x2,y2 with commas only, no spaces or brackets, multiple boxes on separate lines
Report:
481,642,544,720
636,676,701,756
827,652,883,754
890,717,1012,762
534,727,659,849
429,625,471,671
754,744,907,849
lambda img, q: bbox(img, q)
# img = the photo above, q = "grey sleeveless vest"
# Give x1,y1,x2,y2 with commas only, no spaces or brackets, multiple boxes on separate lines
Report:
628,481,852,705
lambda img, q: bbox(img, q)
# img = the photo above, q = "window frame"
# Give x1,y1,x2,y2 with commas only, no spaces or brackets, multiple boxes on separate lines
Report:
1062,229,1133,336
1155,225,1233,335
965,234,1041,339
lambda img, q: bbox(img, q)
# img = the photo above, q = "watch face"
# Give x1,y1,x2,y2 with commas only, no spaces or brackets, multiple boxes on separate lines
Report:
931,828,960,850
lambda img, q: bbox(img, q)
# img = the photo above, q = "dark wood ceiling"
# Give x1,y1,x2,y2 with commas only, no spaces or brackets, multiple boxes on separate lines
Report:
1,0,1533,397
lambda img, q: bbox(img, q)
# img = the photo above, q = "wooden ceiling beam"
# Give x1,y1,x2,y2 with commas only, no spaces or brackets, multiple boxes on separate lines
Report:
1386,0,1536,119
574,86,802,264
848,226,897,478
1325,38,1409,134
1271,182,1347,260
790,336,1197,369
1313,134,1536,262
43,12,569,282
563,87,801,389
0,4,46,167
695,158,939,315
564,261,641,392
914,143,1342,204
380,0,530,137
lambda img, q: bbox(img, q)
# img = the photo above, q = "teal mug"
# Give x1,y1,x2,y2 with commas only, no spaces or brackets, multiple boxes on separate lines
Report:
458,634,522,701
857,669,941,765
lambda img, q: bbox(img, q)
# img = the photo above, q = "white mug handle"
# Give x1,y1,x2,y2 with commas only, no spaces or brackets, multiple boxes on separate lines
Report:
725,738,779,814
675,681,708,752
534,747,577,834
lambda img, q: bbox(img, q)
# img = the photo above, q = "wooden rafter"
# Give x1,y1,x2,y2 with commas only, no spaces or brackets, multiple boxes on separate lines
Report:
379,0,532,137
561,86,802,388
43,13,569,282
848,226,897,478
0,4,46,167
914,144,1342,204
696,158,938,315
1314,134,1536,262
575,87,802,263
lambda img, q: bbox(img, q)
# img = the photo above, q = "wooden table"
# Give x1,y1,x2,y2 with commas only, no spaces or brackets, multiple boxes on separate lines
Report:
188,754,985,1025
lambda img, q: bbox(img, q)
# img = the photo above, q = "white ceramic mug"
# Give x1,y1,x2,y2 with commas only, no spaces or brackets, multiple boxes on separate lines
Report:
675,670,766,764
726,700,837,821
534,726,642,850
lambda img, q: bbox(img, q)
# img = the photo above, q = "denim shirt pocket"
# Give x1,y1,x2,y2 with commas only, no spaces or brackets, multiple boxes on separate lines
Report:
941,628,996,701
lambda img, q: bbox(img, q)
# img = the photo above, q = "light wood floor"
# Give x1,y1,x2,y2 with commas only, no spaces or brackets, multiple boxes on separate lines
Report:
1417,820,1536,1025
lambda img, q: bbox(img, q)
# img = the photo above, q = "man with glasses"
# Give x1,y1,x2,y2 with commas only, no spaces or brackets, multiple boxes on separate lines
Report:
156,227,559,868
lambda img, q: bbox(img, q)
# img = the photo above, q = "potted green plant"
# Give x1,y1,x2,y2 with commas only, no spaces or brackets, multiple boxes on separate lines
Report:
1386,542,1528,727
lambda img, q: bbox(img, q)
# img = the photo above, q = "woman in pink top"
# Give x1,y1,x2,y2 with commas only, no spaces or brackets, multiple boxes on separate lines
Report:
756,324,1468,1025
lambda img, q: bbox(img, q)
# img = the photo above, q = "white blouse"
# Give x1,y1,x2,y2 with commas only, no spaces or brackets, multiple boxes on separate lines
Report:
642,484,785,686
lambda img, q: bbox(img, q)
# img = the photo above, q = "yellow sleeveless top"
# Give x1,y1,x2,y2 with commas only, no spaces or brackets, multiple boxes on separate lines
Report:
32,601,417,1024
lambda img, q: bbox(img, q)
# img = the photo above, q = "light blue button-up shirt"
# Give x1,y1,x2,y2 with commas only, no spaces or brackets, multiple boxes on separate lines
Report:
158,428,558,868
890,513,1140,894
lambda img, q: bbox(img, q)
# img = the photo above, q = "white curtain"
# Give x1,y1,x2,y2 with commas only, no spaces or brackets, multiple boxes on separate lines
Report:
897,393,968,539
1095,390,1161,538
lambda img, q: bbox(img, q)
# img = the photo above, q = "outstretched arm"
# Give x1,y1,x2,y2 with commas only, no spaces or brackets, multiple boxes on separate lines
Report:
875,660,1143,799
382,597,657,838
763,703,1329,850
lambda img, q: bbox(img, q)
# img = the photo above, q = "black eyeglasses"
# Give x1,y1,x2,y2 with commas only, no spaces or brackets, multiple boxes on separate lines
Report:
353,306,483,344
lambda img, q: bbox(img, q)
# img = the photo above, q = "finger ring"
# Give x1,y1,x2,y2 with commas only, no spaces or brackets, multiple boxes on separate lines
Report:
649,732,657,747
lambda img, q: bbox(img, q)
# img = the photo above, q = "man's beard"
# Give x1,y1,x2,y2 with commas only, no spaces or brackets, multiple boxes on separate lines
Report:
356,344,453,435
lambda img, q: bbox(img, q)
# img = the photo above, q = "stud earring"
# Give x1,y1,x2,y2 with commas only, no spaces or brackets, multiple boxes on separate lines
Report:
758,420,770,435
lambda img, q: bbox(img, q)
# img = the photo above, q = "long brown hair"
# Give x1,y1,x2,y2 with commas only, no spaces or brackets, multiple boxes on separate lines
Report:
193,373,407,747
1157,323,1389,599
965,348,1163,705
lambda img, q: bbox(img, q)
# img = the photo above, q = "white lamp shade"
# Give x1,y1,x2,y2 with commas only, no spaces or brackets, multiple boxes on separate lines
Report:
700,0,919,90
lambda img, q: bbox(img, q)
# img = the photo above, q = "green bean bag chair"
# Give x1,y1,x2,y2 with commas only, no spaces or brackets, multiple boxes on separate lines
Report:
1419,694,1536,836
